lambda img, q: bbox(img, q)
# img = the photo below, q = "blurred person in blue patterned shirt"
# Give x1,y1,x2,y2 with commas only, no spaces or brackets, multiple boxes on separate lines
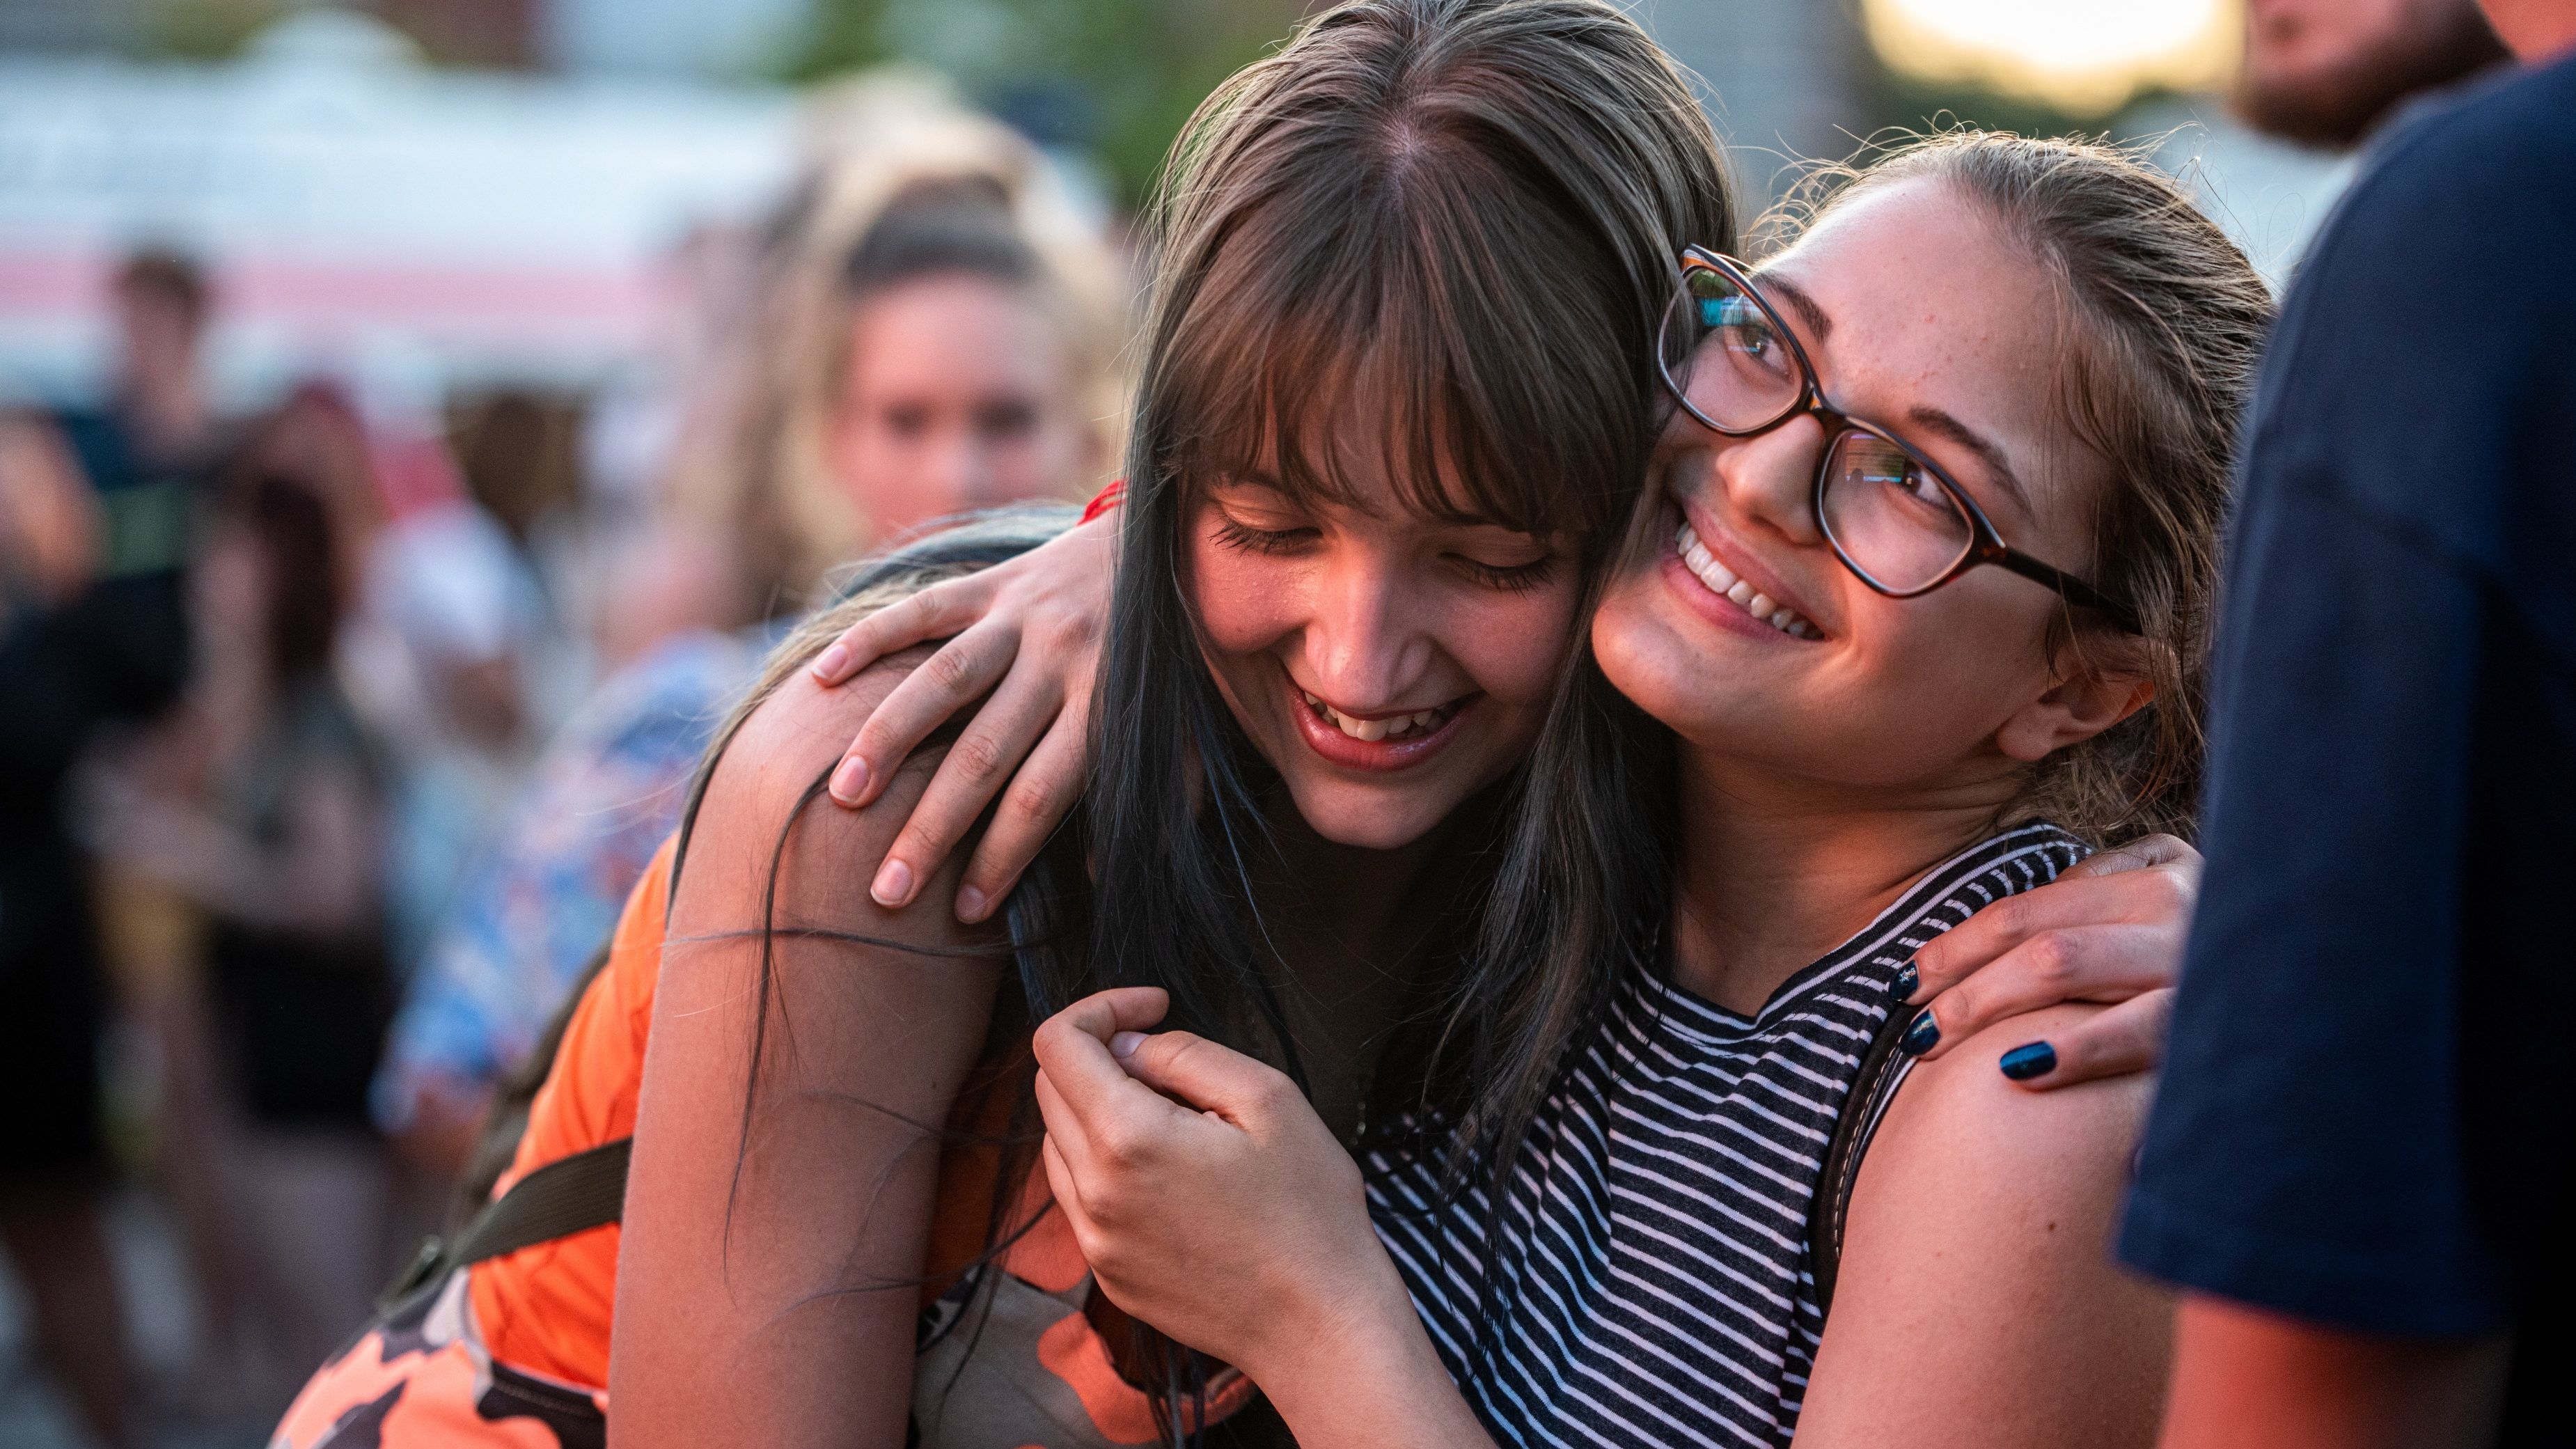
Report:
372,94,1127,1175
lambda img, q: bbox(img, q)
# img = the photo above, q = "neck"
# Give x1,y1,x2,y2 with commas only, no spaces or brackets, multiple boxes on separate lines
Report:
1244,781,1493,1141
2486,1,2576,61
123,369,207,453
1668,749,2017,1015
1251,782,1472,961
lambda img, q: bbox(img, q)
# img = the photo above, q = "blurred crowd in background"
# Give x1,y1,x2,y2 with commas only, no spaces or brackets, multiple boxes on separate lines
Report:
0,0,2472,1444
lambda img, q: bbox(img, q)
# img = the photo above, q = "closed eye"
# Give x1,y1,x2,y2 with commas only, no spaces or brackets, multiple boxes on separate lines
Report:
1449,553,1559,593
1211,516,1317,556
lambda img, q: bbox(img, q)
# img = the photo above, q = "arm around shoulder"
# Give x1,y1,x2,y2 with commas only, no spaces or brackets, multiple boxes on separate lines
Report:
1793,1003,2169,1449
611,657,1009,1449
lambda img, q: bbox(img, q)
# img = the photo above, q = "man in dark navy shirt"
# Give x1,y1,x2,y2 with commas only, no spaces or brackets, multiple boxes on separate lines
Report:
2122,4,2576,1445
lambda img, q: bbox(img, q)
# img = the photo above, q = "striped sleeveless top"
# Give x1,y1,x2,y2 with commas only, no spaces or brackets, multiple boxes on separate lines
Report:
1363,823,2085,1449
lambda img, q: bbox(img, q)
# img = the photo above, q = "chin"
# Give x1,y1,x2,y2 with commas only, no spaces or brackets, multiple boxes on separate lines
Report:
1590,593,1687,720
1287,782,1452,852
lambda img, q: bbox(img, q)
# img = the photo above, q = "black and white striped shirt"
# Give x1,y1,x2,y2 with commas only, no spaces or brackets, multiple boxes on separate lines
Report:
1364,824,2086,1449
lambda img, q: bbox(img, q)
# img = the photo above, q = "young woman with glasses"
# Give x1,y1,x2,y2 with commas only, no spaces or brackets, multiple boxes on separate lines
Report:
839,132,2269,1446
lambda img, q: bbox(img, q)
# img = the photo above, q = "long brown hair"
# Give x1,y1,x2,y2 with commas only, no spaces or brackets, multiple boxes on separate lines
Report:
1088,0,1732,1177
707,4,1738,1437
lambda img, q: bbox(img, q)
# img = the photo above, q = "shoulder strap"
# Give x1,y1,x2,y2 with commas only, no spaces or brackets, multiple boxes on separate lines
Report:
1806,1003,1916,1317
385,1136,633,1308
450,1136,635,1267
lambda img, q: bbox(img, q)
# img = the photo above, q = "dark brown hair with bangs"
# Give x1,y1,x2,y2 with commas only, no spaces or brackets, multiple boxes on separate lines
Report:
1152,83,1668,543
1075,0,1734,1368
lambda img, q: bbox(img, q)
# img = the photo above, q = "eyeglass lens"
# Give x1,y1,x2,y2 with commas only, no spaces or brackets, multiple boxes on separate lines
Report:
1666,262,1979,595
1819,432,1976,593
1663,265,1803,431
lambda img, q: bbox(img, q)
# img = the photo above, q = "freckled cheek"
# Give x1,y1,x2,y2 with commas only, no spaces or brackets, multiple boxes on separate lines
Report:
1846,593,2038,721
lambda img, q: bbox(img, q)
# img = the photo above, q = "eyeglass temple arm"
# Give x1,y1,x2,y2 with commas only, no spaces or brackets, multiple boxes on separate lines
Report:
1994,549,2140,631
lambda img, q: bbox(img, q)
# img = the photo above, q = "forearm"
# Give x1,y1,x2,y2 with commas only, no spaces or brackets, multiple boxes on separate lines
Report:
2159,1297,2507,1449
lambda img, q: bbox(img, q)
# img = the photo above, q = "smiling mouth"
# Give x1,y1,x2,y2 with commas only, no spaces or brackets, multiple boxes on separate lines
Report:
1674,518,1821,639
1299,689,1466,742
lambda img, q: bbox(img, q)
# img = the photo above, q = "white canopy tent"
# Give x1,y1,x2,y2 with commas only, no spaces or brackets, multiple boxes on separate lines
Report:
0,10,797,414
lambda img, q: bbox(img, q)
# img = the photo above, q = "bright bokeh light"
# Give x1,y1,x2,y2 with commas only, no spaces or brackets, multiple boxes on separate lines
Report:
1866,0,2242,114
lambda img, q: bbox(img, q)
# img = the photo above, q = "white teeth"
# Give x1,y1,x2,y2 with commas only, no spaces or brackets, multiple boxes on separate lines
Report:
1673,519,1818,640
1303,689,1448,742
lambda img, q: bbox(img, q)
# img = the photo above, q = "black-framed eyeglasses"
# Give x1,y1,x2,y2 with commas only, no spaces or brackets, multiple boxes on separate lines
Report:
1656,247,2139,633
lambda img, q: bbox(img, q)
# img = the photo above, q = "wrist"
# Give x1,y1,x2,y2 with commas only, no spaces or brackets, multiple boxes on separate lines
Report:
1078,477,1125,525
1245,1253,1422,1408
1257,1277,1487,1449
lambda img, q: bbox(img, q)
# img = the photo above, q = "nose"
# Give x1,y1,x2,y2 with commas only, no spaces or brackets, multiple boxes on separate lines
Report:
1296,548,1437,710
1711,410,1828,545
939,434,1000,510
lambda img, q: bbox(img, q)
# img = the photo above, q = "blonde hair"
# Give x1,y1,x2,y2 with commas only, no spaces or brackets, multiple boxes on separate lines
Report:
661,77,1129,621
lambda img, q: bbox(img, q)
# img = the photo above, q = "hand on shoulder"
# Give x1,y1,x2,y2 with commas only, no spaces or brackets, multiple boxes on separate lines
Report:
674,647,989,952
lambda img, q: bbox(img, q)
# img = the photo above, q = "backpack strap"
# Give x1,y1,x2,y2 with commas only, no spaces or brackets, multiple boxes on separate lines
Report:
1806,1002,1918,1317
384,1136,633,1307
452,1136,635,1264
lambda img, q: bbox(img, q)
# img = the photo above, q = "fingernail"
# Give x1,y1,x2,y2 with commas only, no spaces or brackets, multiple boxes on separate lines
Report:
828,755,869,804
1901,1010,1940,1056
812,643,850,681
1999,1042,2057,1081
955,885,987,922
870,858,913,908
1110,1031,1146,1058
1886,964,1917,1002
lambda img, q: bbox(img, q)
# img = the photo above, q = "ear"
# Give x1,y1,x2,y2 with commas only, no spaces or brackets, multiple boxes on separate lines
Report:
1993,639,2155,763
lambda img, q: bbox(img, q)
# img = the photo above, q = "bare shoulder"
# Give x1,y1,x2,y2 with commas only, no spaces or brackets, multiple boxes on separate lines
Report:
1796,1005,2169,1448
670,648,975,952
1868,1003,2151,1205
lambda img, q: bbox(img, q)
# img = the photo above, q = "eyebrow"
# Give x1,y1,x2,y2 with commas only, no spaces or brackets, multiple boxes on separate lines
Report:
1905,404,2034,519
1753,271,1833,345
1755,267,2034,519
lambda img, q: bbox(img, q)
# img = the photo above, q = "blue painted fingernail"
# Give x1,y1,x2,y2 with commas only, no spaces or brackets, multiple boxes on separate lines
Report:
1887,964,1917,1001
1999,1042,2057,1081
1901,1010,1940,1056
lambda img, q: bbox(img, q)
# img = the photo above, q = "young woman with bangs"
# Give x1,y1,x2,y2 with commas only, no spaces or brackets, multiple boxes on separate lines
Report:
276,4,2203,1448
903,134,2272,1447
